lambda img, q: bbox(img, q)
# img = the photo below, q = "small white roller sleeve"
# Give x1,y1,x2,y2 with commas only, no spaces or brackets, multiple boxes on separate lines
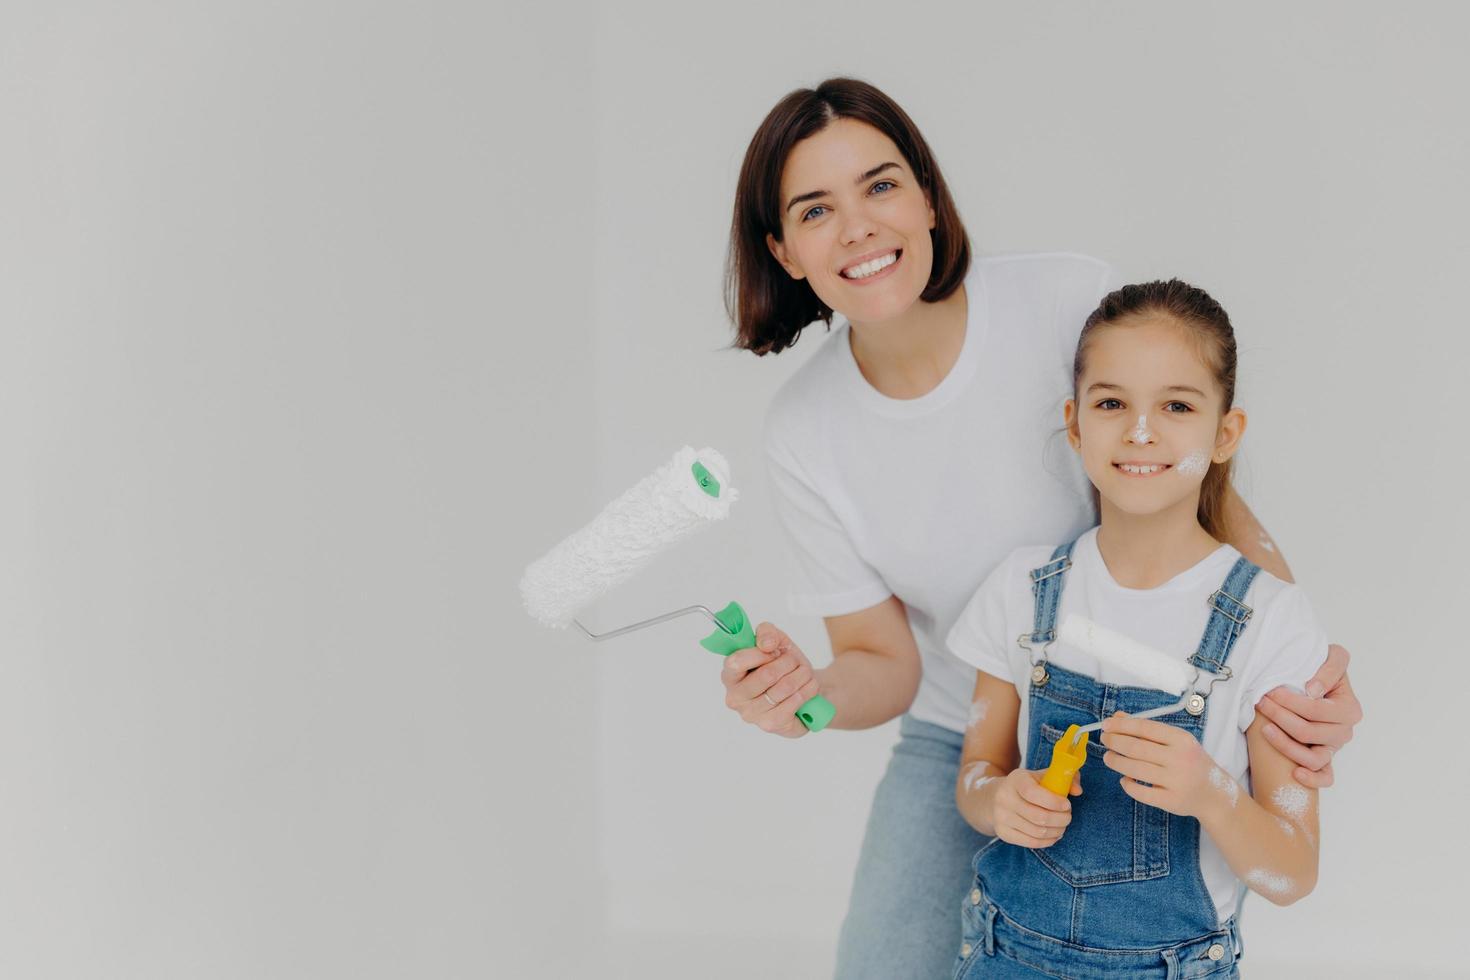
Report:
1057,614,1194,695
519,446,738,628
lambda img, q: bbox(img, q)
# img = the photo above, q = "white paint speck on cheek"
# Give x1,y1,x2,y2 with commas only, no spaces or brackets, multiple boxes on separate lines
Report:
1177,450,1210,476
1130,415,1153,443
968,698,990,731
1247,869,1295,896
1209,766,1239,808
1272,784,1311,821
1276,817,1295,838
961,763,997,794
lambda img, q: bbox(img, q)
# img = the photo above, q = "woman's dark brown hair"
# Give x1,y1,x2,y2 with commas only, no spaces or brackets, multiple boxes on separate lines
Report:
1073,279,1240,541
726,78,970,355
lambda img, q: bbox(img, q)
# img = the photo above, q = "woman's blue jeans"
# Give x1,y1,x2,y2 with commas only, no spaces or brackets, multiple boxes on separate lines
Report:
835,715,990,980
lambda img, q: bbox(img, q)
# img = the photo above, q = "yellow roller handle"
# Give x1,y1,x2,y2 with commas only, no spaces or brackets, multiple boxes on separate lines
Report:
1039,724,1089,796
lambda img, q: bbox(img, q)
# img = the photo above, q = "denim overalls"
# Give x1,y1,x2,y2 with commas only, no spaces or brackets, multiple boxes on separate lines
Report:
954,539,1260,980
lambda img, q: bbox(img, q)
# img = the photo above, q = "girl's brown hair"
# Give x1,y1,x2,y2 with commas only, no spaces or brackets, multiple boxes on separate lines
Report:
725,78,970,355
1073,279,1239,541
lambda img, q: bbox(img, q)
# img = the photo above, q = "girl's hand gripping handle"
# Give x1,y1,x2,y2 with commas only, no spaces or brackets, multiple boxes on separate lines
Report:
704,602,835,732
1040,724,1089,795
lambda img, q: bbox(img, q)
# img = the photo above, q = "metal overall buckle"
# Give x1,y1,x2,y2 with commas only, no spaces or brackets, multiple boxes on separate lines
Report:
1017,633,1054,687
1182,664,1235,715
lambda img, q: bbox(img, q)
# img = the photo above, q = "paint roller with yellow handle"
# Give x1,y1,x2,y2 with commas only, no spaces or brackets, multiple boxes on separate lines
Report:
1037,615,1206,796
518,446,835,732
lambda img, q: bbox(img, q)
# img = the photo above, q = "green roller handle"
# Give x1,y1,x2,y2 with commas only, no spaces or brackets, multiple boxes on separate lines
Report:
699,600,836,733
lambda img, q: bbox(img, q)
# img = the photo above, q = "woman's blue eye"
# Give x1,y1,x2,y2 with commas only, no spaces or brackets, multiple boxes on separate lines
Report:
801,205,827,222
870,180,895,194
1165,401,1193,413
1097,398,1123,410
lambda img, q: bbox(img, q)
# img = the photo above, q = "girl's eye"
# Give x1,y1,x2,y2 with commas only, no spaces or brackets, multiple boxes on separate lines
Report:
1096,398,1123,410
870,180,895,194
801,205,828,222
1164,401,1193,413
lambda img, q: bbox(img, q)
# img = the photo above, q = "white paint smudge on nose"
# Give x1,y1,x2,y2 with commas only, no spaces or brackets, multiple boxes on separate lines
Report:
1177,450,1210,476
1130,415,1153,443
968,698,990,730
1272,784,1310,820
1209,766,1239,808
1247,869,1295,896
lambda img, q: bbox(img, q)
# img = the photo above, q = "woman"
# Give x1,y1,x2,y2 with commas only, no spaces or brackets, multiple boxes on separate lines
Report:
718,78,1362,980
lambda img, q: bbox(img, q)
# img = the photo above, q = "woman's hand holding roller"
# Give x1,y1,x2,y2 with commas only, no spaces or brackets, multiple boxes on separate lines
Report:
721,622,822,738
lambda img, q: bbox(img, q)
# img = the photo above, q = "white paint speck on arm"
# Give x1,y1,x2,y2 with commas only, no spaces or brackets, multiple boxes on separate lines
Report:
961,762,997,794
1272,784,1311,821
1259,534,1276,553
968,698,990,731
1209,766,1239,808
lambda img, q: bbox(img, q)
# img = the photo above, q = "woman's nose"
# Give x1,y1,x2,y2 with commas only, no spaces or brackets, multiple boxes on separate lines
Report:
839,202,877,245
1127,415,1155,444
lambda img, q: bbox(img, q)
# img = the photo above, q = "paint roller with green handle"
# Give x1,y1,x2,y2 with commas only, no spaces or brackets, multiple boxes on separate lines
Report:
519,446,835,732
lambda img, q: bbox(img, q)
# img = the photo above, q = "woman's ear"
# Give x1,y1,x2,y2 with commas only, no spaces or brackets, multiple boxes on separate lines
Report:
1214,406,1248,462
765,233,805,280
1063,399,1082,452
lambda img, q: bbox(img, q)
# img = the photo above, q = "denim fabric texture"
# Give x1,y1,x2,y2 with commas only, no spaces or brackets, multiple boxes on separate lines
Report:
833,715,993,980
954,540,1257,979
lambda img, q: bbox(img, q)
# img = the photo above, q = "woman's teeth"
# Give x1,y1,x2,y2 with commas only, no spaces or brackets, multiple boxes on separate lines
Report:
842,251,898,279
1117,463,1169,475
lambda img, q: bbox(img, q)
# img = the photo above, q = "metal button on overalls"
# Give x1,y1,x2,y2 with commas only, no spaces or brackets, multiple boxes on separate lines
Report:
1207,943,1225,961
970,888,982,906
960,943,972,958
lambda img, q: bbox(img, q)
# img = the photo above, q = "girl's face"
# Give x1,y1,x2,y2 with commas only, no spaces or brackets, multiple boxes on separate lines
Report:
765,118,937,327
1064,315,1247,521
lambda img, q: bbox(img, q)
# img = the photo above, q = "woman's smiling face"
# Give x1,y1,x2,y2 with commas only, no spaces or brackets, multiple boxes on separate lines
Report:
765,118,937,327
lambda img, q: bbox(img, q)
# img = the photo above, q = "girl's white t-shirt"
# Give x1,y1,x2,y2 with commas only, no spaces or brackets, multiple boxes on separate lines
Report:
763,252,1121,734
945,527,1329,924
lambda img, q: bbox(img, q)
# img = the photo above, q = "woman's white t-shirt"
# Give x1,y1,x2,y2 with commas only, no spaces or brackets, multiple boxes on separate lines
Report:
945,527,1329,923
763,252,1121,733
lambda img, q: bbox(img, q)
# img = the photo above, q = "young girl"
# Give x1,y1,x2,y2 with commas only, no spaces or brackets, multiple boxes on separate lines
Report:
946,280,1325,978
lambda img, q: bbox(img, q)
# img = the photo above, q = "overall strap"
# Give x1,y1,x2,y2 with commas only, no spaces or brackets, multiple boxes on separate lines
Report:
1027,539,1079,645
1191,556,1262,674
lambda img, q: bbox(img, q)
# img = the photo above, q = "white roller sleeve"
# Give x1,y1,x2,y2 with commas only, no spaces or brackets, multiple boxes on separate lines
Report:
519,446,738,627
1057,614,1194,694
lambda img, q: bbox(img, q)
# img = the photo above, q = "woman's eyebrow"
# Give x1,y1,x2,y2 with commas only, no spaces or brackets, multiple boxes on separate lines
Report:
784,161,902,214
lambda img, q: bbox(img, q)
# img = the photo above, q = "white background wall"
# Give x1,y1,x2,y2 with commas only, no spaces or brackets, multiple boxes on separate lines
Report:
5,2,1466,978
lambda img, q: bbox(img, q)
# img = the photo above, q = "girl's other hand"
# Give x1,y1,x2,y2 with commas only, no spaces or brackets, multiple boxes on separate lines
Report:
1100,712,1222,820
991,768,1078,848
1255,644,1360,789
720,622,822,739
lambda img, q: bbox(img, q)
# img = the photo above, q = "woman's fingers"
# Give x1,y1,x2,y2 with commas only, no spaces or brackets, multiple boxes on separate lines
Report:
1290,761,1335,789
730,651,800,703
1258,717,1335,772
1253,697,1341,749
721,646,772,684
763,659,815,706
1259,683,1359,745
